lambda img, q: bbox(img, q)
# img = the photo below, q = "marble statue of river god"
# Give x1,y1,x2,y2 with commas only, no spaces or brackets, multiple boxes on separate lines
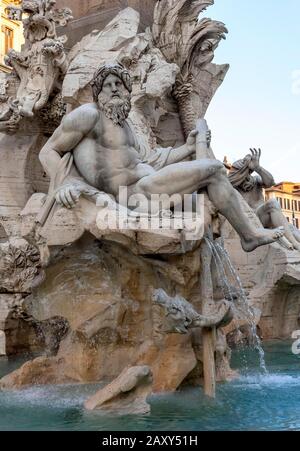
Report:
39,63,284,252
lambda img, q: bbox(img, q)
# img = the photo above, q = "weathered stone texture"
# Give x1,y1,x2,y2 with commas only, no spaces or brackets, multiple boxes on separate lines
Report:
7,238,202,389
0,294,43,356
56,0,156,48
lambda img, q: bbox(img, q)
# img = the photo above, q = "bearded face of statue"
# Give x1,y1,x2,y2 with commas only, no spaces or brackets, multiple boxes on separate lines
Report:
97,74,132,127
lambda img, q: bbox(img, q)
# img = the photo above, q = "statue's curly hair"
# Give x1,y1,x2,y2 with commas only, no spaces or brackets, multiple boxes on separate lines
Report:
91,63,132,102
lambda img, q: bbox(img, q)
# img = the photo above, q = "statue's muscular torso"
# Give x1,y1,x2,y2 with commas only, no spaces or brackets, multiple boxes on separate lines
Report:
72,104,154,196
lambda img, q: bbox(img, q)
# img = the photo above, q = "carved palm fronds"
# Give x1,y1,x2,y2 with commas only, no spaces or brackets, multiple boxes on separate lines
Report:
153,0,228,137
153,0,215,67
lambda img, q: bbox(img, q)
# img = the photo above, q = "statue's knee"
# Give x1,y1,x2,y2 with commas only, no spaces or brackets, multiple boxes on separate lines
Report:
137,178,151,197
208,161,227,178
266,198,280,211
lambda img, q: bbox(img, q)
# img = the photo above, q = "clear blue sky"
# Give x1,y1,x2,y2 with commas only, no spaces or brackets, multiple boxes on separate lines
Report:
204,0,300,183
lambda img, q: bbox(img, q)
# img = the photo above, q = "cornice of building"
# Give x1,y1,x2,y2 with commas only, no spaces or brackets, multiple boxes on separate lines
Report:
265,181,300,195
1,0,22,5
265,187,300,197
0,62,11,73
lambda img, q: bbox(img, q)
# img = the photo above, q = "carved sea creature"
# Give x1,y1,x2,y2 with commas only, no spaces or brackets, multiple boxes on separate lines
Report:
152,288,233,334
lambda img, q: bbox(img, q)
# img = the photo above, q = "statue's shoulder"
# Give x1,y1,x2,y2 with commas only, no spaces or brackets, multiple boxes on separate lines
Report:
63,103,100,132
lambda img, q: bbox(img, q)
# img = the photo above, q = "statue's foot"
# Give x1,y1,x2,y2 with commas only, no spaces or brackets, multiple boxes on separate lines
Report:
278,236,294,251
241,227,284,253
279,234,300,252
292,242,300,252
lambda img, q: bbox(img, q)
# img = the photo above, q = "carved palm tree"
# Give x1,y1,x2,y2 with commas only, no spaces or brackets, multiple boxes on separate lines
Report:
153,0,228,138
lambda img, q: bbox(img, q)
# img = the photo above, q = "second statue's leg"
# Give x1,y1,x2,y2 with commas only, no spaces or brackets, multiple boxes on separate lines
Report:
256,200,300,251
206,174,284,252
292,225,300,243
133,160,284,252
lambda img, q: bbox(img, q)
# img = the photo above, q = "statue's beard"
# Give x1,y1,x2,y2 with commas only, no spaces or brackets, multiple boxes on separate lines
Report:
98,93,131,127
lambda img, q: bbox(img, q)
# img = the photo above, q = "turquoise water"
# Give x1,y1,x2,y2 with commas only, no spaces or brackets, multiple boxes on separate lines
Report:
0,341,300,431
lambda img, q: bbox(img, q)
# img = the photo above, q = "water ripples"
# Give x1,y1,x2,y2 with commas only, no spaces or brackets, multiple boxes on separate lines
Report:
1,342,300,431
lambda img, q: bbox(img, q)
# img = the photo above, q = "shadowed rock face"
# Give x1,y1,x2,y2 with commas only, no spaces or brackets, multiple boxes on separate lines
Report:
0,293,68,357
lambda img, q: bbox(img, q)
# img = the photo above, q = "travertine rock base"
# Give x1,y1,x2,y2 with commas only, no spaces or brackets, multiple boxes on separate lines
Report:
0,236,235,391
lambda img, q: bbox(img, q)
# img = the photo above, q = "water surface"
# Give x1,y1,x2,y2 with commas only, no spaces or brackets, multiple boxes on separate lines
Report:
0,341,299,431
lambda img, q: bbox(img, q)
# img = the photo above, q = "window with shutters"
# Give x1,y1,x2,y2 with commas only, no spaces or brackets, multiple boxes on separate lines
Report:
3,26,14,55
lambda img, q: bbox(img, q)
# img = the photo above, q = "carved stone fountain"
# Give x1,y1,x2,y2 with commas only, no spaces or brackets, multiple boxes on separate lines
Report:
0,0,299,415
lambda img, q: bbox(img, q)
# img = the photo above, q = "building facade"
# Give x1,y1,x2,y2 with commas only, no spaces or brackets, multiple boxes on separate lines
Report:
265,182,300,229
0,0,23,73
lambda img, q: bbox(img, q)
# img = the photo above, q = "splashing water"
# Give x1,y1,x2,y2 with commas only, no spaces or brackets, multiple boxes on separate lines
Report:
205,238,268,374
215,242,267,373
204,238,250,371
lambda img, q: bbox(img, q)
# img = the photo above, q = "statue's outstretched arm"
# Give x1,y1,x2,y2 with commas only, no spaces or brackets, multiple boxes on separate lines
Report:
146,130,200,170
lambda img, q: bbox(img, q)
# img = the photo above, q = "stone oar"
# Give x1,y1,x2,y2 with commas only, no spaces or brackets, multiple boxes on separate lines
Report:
196,119,217,398
195,118,215,160
36,152,73,227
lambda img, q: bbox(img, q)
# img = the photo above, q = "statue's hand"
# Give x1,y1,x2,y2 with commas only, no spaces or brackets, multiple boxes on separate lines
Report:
248,148,261,171
0,121,17,134
55,184,82,209
186,129,199,155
